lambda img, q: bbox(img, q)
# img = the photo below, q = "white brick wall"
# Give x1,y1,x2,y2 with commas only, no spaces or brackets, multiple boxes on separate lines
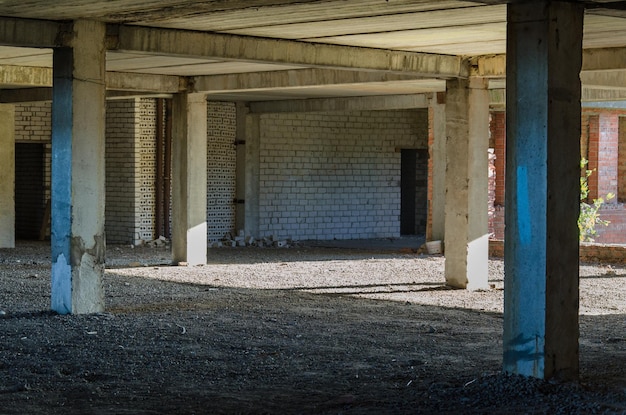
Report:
106,100,139,244
14,102,51,204
258,109,428,240
137,99,157,243
207,101,237,241
105,98,157,245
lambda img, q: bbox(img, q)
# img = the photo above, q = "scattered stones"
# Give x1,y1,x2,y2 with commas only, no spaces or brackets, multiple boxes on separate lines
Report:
143,236,170,248
212,231,294,249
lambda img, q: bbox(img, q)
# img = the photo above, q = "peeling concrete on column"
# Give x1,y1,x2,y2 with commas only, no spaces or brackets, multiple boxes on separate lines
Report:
70,234,105,314
51,252,72,315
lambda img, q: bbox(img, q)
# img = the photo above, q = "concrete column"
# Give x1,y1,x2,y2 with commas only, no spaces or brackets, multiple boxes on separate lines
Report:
428,94,445,242
245,114,261,238
504,2,583,380
0,104,15,248
444,77,490,290
171,92,208,265
51,20,106,314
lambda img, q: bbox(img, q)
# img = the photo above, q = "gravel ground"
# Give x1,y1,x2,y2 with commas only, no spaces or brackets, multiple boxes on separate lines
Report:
1,240,626,414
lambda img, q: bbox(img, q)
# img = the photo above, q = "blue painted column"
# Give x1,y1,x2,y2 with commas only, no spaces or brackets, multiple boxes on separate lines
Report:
503,2,583,380
51,21,106,314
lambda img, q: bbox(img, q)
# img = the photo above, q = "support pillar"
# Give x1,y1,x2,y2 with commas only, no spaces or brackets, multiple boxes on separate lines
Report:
51,20,106,314
172,93,208,265
428,93,446,242
444,77,490,290
0,104,15,248
503,2,583,380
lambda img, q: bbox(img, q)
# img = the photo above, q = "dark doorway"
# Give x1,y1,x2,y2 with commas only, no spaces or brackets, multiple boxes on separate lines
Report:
400,149,428,236
15,143,45,239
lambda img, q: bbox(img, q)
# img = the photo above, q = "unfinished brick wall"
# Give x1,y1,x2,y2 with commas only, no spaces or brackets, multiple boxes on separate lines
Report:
426,107,434,240
489,111,506,240
14,103,52,238
207,102,237,242
106,100,139,244
618,117,626,202
490,107,626,244
105,98,157,245
137,99,157,242
586,113,619,202
258,109,428,240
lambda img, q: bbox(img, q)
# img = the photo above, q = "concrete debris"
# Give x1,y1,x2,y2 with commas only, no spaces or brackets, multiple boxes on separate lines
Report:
143,236,170,248
211,231,295,249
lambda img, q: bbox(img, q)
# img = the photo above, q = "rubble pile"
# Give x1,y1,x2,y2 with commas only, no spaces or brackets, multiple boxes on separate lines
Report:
212,231,295,248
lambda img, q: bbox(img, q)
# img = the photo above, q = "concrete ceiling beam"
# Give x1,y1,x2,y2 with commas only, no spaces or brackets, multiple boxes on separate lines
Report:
192,68,424,92
474,47,626,77
248,94,430,113
112,25,468,78
0,64,184,92
0,65,51,87
581,69,626,90
0,17,60,47
106,71,185,92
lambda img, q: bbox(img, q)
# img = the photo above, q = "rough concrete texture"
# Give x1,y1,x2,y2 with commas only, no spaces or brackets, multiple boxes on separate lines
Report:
444,76,490,290
0,104,15,248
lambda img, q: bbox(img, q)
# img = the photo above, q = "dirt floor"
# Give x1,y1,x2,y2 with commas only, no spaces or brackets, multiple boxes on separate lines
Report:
1,241,626,414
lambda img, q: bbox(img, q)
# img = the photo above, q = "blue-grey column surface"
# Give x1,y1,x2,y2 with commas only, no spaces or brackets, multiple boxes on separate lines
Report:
50,20,106,315
503,2,583,380
51,47,74,314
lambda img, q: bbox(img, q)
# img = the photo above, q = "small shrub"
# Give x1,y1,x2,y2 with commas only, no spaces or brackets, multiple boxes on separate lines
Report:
578,158,614,242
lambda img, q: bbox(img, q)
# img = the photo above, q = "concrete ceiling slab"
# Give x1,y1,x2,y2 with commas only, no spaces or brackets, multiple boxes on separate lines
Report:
0,1,625,101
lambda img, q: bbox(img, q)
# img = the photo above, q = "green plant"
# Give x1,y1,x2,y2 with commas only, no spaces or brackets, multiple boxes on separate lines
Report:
578,158,614,242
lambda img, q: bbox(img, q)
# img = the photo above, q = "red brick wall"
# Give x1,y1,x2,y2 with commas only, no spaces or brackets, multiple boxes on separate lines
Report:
488,111,506,240
491,111,506,206
591,204,626,244
598,113,618,201
489,108,626,243
618,117,626,202
489,239,626,263
587,114,600,200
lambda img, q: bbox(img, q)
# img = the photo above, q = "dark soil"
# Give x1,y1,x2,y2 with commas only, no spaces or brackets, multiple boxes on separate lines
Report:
1,242,626,414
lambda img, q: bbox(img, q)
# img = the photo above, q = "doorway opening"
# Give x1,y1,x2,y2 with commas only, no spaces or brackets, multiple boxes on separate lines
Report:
15,143,46,240
400,149,428,236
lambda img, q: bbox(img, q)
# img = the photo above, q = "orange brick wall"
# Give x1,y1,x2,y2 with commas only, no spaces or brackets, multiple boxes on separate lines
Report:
489,108,626,244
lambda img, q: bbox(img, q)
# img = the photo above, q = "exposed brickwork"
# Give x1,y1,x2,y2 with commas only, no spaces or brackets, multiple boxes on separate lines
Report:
137,99,157,243
426,107,434,240
491,108,626,244
106,100,140,244
14,102,51,206
491,111,506,206
590,113,618,201
587,114,600,200
14,103,51,238
258,109,428,240
489,239,626,264
590,204,626,244
618,117,626,202
105,98,158,245
207,101,237,241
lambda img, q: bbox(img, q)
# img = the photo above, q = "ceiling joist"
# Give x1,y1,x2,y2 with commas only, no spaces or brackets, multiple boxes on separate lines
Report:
112,25,468,78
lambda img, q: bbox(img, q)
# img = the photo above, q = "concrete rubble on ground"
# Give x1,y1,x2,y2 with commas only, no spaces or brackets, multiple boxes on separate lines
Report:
211,230,295,248
138,235,170,248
